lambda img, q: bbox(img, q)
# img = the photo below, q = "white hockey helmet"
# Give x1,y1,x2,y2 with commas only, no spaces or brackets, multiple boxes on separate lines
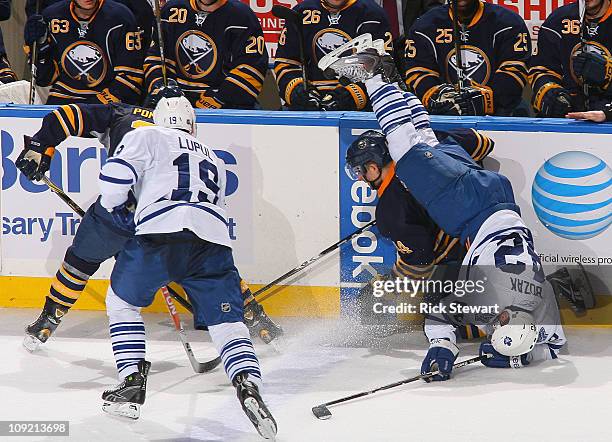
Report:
153,95,196,135
490,309,538,357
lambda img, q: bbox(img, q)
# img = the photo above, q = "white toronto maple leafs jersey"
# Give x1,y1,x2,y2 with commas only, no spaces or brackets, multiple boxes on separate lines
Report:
426,210,566,357
98,125,231,248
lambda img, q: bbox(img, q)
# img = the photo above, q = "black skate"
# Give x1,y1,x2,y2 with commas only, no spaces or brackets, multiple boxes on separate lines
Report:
23,298,69,352
233,373,277,440
244,300,284,345
102,360,151,420
547,264,596,316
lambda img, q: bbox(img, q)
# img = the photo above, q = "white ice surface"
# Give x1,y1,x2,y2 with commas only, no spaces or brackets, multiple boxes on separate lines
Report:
2,308,612,442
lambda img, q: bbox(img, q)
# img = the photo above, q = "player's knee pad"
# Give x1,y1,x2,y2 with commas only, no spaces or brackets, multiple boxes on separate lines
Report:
106,287,142,322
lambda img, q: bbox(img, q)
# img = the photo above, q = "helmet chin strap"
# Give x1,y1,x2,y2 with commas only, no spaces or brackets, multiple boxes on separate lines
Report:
365,169,383,189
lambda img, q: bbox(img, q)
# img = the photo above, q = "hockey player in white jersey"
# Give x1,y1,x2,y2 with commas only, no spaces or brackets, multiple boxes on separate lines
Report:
322,38,566,379
97,94,277,439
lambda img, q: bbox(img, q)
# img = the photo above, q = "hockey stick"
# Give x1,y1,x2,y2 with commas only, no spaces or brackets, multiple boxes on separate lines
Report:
449,0,466,92
312,354,489,420
161,287,222,373
34,167,219,372
272,5,312,92
28,0,42,104
578,0,590,109
250,220,377,304
153,0,168,86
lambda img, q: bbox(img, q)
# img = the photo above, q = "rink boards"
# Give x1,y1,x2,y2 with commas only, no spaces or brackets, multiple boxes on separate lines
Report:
0,107,610,322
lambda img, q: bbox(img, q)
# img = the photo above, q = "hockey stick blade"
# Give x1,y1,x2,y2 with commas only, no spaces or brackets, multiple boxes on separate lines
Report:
271,5,299,23
311,405,332,420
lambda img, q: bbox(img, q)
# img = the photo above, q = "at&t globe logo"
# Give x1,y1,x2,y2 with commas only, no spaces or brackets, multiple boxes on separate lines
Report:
532,151,611,240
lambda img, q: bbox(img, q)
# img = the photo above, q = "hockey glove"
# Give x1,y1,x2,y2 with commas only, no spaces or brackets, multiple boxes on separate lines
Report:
421,338,458,381
320,84,367,111
572,51,612,89
107,199,136,235
287,82,321,110
16,136,54,181
535,85,573,118
457,84,494,116
428,84,462,115
196,92,223,109
479,341,530,369
24,14,48,46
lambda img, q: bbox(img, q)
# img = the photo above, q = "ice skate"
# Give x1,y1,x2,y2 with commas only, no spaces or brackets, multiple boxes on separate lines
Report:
233,372,277,440
23,298,68,352
102,360,151,420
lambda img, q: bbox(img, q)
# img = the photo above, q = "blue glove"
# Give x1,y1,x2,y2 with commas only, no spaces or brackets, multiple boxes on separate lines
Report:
572,51,612,89
108,200,136,235
479,342,530,369
421,338,458,382
24,14,48,46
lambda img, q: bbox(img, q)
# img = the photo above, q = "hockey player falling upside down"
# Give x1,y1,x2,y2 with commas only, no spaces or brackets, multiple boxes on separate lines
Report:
322,38,566,378
97,94,276,438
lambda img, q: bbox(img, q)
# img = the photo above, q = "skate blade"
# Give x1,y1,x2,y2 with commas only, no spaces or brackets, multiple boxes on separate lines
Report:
23,335,41,353
243,397,277,440
102,401,140,420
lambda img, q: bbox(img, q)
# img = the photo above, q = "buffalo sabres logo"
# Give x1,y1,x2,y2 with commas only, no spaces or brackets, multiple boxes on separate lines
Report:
61,42,107,87
176,30,217,79
570,41,611,85
312,29,352,63
446,45,491,85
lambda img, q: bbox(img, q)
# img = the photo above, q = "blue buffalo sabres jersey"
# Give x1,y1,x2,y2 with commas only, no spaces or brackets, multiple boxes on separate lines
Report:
530,2,612,112
274,0,392,108
27,0,155,57
144,0,268,109
404,1,530,115
35,0,144,105
31,103,154,157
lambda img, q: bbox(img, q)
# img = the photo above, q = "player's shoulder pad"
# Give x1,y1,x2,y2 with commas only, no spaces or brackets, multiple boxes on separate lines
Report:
41,0,69,18
541,3,578,28
482,2,527,28
409,4,450,34
351,0,388,17
223,0,261,25
100,0,137,25
295,0,322,12
161,0,189,16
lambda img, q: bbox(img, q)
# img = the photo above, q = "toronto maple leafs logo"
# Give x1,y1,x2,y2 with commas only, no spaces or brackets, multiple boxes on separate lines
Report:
504,336,513,346
62,42,106,86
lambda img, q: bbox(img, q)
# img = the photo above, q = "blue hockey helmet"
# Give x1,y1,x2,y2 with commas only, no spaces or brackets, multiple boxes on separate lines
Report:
345,130,392,180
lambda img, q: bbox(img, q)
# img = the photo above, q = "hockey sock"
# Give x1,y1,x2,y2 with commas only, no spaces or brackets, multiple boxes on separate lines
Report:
106,288,146,379
48,247,100,311
364,75,428,162
209,322,263,391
